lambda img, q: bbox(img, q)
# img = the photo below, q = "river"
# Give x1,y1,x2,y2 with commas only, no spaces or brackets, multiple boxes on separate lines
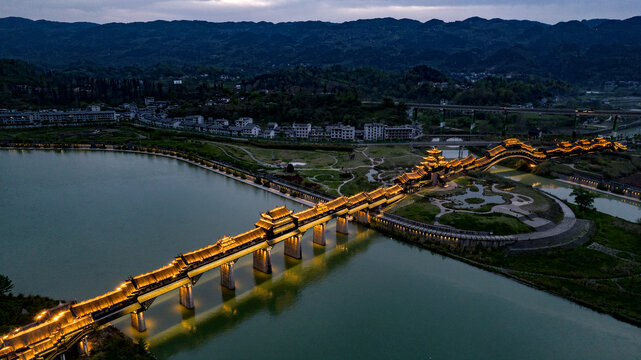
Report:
1,150,641,359
491,165,641,222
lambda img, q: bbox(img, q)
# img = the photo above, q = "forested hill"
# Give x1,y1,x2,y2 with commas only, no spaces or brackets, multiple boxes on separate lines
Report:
1,16,640,83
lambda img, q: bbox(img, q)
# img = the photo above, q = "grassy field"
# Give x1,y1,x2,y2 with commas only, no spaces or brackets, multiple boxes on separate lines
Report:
571,205,641,257
445,205,641,324
388,196,441,223
337,167,381,196
439,212,534,235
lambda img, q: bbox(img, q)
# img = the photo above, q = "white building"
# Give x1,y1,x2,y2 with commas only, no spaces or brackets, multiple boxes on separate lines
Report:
235,117,253,127
309,126,325,141
292,123,311,139
32,110,116,125
261,129,276,139
326,125,355,141
241,124,261,137
385,125,416,140
0,112,33,126
364,123,386,141
184,115,204,124
213,118,229,127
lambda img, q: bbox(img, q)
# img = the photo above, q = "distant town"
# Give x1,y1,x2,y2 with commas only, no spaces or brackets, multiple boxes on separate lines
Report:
0,97,424,142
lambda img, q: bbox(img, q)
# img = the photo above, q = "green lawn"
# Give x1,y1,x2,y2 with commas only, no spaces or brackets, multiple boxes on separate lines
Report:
364,145,424,170
517,274,641,323
338,167,380,196
476,246,641,278
570,205,641,256
389,197,441,223
438,212,533,235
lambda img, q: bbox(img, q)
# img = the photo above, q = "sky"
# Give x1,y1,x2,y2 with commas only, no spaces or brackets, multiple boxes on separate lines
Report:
0,0,638,24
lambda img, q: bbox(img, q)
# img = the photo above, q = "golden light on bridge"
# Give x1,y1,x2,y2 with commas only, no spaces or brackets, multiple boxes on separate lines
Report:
393,137,625,187
1,137,628,360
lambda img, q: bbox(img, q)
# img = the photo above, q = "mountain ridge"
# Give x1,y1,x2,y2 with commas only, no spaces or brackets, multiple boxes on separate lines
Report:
1,16,640,83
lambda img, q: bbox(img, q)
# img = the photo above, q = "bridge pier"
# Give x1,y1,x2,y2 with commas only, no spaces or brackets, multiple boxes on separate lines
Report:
336,215,349,235
284,235,302,259
131,310,146,332
355,210,369,224
179,283,194,309
220,261,236,290
60,354,66,360
78,335,89,356
313,224,326,246
253,247,272,274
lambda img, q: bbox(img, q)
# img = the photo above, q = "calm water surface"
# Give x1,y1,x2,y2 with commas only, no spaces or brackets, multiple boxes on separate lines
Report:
491,165,641,222
2,150,641,359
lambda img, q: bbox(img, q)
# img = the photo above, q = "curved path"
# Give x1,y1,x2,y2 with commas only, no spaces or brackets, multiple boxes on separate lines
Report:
429,184,552,230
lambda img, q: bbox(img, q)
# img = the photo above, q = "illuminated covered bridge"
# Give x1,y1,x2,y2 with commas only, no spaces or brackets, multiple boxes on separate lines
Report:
394,137,626,188
0,137,626,360
0,186,405,360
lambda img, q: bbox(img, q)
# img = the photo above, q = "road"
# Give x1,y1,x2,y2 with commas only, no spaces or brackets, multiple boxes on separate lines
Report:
362,101,641,117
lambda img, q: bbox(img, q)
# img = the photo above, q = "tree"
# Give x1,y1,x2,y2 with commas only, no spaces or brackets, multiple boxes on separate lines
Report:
0,274,14,296
92,337,154,360
571,187,596,211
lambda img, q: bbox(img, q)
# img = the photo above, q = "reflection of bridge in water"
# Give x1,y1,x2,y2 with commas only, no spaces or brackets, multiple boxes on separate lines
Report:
0,137,626,360
148,226,376,359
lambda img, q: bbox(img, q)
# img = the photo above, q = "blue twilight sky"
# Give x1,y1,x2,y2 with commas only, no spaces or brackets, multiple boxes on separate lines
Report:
0,0,639,24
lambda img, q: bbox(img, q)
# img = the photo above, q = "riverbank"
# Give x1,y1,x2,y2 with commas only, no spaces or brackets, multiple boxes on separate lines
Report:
4,147,641,360
0,145,324,207
4,143,639,328
372,204,641,327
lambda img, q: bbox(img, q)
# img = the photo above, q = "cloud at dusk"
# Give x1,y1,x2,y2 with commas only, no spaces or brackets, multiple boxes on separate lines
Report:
0,0,638,24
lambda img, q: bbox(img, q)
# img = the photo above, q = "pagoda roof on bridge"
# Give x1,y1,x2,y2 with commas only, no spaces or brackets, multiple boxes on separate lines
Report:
233,228,266,246
418,162,433,171
260,206,293,221
403,170,424,181
132,262,181,289
347,192,369,205
72,289,129,319
394,173,410,184
474,156,490,166
255,218,274,230
386,184,404,196
423,155,438,163
502,138,524,147
447,158,461,168
292,202,330,221
460,154,476,167
325,196,348,211
182,242,222,264
368,187,388,201
613,142,627,150
426,147,442,157
487,145,506,157
256,206,294,230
